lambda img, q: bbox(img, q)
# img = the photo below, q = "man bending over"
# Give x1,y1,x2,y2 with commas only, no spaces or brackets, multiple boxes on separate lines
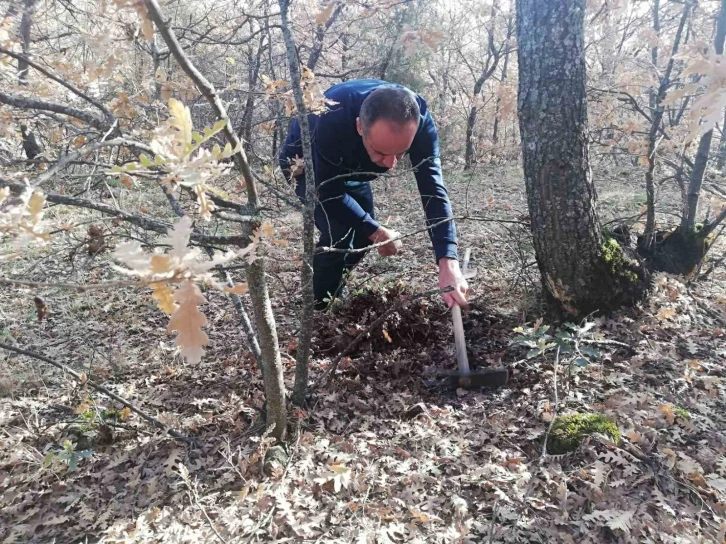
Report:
279,79,468,311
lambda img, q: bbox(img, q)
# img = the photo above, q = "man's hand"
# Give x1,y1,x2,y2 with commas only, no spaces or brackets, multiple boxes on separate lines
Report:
438,257,469,309
369,226,402,257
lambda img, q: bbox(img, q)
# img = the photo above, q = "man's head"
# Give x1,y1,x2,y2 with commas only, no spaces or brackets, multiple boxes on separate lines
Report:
356,86,420,169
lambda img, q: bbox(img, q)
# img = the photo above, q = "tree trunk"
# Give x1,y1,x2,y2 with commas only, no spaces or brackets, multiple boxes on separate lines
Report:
493,15,513,144
644,1,691,244
717,110,726,170
492,46,510,144
464,105,478,169
464,2,500,170
144,0,287,441
681,0,726,234
17,0,36,86
516,0,647,315
306,4,344,72
340,33,350,81
240,31,265,154
279,0,316,406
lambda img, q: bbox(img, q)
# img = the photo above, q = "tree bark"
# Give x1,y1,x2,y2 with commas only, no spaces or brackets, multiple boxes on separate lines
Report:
681,0,726,234
516,0,646,315
279,0,316,406
0,91,110,131
340,33,350,81
144,0,287,441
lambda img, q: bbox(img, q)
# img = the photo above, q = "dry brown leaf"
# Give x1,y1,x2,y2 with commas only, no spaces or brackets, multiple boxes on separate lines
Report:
150,254,174,275
151,282,177,315
167,279,208,364
315,3,335,25
34,296,48,322
27,190,45,224
224,283,248,295
119,173,134,189
657,307,678,321
260,220,274,238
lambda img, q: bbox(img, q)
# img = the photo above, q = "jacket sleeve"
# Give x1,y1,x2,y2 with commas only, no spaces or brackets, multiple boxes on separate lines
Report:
408,111,458,262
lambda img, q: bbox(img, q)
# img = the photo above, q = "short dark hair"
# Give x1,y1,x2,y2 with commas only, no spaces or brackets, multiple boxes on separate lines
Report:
359,86,420,133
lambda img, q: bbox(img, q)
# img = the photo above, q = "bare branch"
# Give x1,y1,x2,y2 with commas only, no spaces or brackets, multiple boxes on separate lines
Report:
0,46,114,119
29,137,152,188
0,90,109,130
0,179,251,246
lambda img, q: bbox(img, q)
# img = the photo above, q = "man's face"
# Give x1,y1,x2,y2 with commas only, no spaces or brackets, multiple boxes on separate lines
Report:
356,118,418,170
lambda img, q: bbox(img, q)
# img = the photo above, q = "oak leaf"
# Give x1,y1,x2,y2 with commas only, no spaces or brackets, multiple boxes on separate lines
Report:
166,279,208,364
151,283,177,315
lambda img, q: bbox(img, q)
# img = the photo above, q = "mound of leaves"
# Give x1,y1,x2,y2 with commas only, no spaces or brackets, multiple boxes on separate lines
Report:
312,282,451,358
311,283,521,389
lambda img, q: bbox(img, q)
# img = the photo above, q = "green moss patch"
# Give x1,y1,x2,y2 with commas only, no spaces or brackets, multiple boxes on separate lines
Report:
547,413,620,455
602,238,638,283
674,406,691,421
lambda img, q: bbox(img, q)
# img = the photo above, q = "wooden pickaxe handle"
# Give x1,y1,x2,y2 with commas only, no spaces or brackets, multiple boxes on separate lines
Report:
451,248,471,376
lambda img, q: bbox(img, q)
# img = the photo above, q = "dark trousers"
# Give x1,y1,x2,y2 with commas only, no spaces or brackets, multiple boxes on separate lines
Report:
299,181,375,308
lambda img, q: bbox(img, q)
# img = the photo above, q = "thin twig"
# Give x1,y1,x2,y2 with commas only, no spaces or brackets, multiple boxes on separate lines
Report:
0,276,147,291
30,138,154,188
316,285,454,388
688,289,726,326
315,214,525,255
489,499,500,544
580,338,634,350
183,476,228,544
0,343,190,443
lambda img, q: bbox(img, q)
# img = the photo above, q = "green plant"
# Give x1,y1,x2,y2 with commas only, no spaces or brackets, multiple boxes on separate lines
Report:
513,319,601,369
43,440,93,472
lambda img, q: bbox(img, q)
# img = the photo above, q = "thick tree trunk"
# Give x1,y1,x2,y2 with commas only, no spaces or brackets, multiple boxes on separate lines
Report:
279,0,316,406
681,0,726,234
516,0,646,315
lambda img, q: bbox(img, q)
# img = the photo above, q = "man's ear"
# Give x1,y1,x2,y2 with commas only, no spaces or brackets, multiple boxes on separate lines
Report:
356,117,363,136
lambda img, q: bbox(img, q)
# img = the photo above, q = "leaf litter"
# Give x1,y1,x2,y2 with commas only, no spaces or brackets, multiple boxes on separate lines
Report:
0,167,725,543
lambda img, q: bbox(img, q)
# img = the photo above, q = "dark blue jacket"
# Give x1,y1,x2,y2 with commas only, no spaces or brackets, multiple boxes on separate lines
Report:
279,79,457,262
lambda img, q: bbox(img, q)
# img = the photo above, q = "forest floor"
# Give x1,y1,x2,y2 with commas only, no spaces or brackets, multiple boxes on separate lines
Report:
1,163,725,543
